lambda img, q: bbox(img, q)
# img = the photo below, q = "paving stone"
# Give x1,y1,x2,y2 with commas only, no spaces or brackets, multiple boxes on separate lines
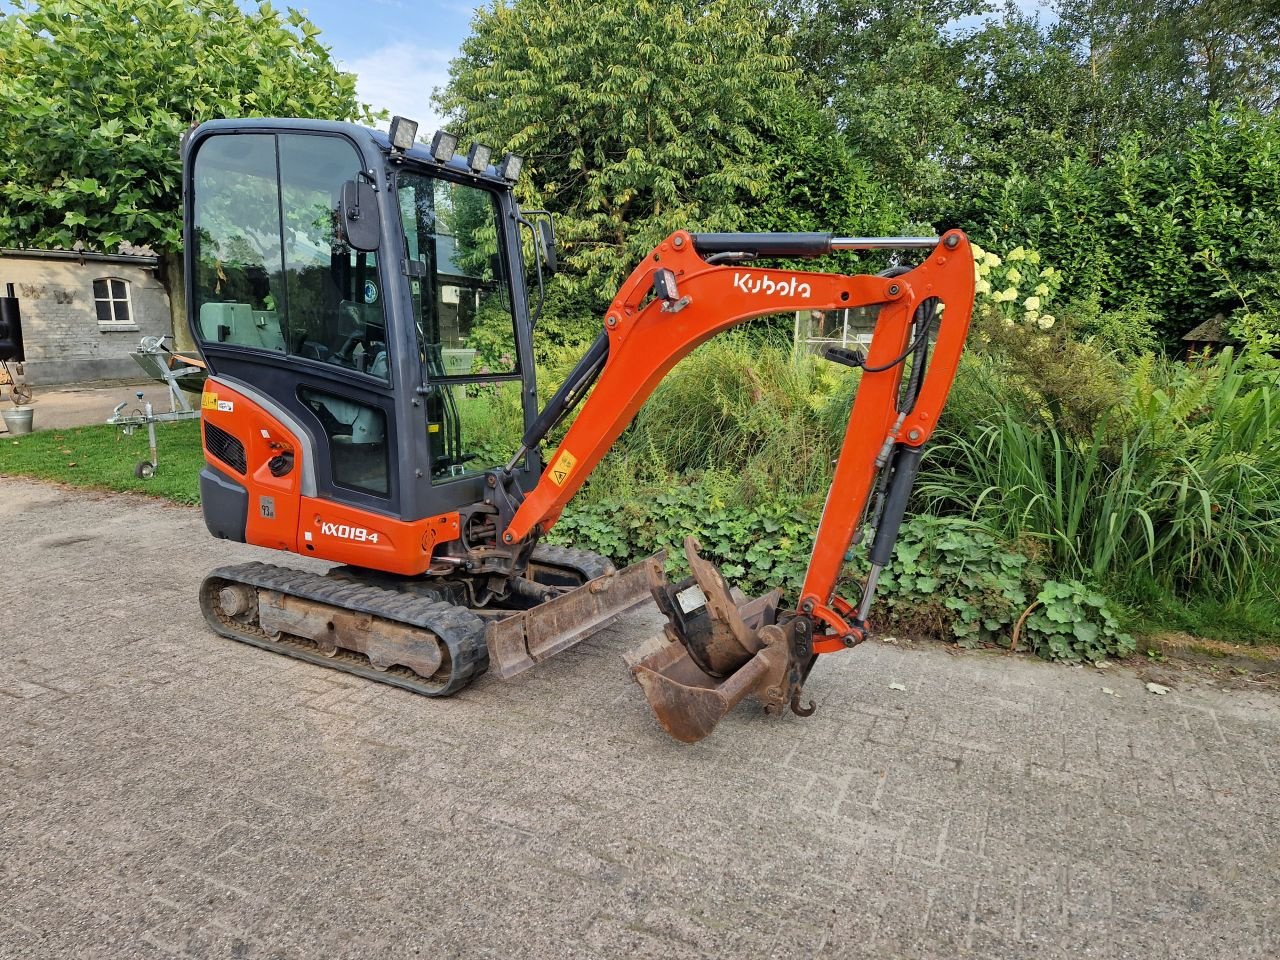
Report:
1,478,1278,958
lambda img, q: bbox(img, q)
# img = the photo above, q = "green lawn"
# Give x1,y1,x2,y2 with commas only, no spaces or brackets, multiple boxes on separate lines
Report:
0,419,204,504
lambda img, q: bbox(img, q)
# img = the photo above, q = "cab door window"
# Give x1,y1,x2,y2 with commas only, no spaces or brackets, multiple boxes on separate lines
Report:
191,133,389,382
191,134,286,353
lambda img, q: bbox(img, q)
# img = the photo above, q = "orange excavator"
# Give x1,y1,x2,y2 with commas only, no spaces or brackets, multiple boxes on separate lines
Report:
183,116,975,742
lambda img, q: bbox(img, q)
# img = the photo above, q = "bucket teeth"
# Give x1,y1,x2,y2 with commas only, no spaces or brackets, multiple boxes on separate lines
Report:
630,537,797,743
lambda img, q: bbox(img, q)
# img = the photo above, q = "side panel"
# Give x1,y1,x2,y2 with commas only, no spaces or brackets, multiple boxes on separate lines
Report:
294,497,461,574
200,378,303,555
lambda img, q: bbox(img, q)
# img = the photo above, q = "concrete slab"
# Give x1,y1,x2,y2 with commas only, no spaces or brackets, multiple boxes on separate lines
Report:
0,478,1277,958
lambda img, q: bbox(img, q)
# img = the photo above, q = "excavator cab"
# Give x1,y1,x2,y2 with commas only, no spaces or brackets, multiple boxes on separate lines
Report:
185,119,544,545
184,117,976,741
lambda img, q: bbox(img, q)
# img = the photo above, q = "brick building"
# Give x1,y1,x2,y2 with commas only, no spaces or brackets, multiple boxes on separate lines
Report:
0,247,173,384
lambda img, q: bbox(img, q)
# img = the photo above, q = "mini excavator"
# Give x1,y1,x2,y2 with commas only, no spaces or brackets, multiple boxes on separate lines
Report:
183,117,975,742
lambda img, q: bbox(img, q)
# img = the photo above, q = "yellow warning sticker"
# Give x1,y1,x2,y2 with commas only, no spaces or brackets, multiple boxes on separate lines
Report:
201,392,217,410
548,449,577,487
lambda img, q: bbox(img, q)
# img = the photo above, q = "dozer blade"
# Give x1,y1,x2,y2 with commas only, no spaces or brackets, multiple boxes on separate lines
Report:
630,537,799,743
485,553,660,680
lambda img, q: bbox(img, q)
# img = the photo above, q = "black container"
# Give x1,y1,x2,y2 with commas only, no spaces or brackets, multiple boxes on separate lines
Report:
0,282,24,363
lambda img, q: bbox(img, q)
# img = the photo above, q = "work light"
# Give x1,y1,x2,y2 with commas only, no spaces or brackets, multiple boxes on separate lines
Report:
467,143,492,173
388,116,418,152
430,130,458,163
497,153,524,181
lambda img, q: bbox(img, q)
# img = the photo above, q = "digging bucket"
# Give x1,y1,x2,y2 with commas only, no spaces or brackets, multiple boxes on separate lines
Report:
630,538,797,743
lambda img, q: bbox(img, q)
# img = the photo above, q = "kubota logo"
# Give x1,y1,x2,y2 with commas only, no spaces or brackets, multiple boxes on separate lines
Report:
733,272,812,298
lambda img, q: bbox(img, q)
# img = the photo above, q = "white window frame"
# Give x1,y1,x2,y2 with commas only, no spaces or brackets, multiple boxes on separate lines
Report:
93,277,136,329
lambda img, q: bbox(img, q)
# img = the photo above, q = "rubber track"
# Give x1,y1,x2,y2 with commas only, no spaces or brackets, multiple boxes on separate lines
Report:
200,561,488,697
529,544,615,581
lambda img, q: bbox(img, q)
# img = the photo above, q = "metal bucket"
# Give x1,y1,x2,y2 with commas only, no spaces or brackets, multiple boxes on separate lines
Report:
630,538,805,743
1,406,33,435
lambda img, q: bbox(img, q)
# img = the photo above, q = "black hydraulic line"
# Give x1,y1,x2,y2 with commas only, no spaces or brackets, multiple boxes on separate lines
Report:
899,298,939,414
520,331,609,450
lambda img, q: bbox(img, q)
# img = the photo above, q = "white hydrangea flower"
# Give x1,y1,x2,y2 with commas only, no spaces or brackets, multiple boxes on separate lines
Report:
984,251,1002,269
1007,246,1026,262
975,278,992,295
1034,283,1050,297
1007,267,1022,284
1023,295,1041,313
970,243,987,262
1038,315,1055,330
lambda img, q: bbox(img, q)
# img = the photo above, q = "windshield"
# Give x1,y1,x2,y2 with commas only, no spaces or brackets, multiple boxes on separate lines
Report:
397,170,524,483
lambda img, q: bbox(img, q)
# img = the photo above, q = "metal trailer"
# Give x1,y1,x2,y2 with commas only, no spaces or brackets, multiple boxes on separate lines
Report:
107,336,206,478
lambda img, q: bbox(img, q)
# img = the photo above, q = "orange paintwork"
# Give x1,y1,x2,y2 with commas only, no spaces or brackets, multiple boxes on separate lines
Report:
506,229,976,650
201,379,302,555
295,499,460,575
200,377,461,577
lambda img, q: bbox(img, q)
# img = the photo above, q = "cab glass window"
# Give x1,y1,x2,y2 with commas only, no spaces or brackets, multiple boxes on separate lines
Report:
397,172,518,378
191,133,389,381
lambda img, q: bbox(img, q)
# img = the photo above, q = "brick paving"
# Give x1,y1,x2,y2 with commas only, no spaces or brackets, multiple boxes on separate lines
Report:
0,478,1277,959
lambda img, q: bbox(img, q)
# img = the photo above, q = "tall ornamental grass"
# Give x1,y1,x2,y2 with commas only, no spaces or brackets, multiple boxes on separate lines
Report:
921,350,1280,598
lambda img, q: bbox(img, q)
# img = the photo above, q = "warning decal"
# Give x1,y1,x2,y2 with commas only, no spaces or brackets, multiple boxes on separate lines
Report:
201,392,217,410
548,449,578,487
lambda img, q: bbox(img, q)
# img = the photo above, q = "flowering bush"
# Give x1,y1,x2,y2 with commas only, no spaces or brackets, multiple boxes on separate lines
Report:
971,243,1063,330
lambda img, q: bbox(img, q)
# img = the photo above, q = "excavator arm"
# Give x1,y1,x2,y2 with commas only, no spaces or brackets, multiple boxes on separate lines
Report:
494,228,975,740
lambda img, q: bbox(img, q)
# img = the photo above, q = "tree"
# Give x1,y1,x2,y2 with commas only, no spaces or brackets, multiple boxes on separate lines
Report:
438,0,799,300
941,7,1103,222
1057,0,1280,143
0,0,374,256
774,0,988,215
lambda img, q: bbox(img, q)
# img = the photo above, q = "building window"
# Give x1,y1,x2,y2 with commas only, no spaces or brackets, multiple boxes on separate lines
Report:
93,278,133,325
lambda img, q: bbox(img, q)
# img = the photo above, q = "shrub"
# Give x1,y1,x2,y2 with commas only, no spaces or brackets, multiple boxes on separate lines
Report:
958,106,1280,349
549,477,1133,662
1063,293,1162,359
922,350,1280,599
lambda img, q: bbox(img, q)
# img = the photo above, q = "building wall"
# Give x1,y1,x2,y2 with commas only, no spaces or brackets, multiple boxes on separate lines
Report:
0,252,173,384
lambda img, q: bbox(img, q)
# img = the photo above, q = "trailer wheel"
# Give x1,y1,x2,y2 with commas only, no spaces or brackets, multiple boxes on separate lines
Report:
135,460,156,479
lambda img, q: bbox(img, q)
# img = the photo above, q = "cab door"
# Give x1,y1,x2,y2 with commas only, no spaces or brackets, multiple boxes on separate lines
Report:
188,130,402,529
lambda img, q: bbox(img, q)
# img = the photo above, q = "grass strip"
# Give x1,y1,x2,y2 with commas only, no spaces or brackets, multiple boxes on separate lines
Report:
0,419,203,504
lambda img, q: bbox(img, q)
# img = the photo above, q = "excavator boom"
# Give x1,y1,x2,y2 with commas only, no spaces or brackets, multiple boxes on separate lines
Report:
490,229,975,740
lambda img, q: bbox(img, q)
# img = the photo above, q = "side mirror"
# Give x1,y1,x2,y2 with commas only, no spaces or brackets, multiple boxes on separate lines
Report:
538,218,557,275
341,180,380,252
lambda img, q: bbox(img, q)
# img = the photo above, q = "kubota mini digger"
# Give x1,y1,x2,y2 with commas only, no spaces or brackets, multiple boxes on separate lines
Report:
183,116,975,742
